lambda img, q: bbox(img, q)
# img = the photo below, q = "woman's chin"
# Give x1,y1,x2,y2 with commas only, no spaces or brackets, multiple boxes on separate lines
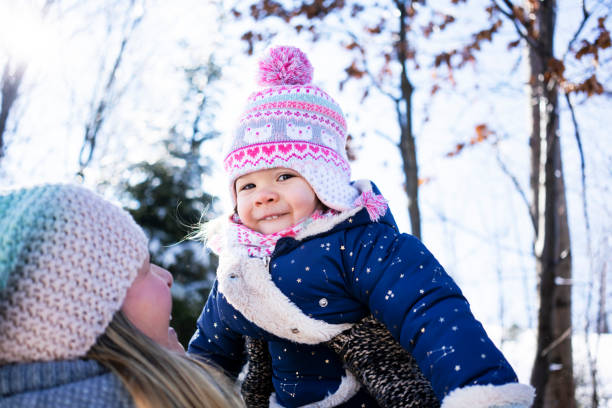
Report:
165,327,185,353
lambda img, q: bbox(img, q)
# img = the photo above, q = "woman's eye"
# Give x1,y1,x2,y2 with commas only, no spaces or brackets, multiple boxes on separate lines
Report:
278,174,295,181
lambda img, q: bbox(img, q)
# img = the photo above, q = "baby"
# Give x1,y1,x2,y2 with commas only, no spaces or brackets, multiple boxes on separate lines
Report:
188,46,534,407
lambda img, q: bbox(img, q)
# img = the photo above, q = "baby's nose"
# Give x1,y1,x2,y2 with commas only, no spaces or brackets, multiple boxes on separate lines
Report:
255,189,279,205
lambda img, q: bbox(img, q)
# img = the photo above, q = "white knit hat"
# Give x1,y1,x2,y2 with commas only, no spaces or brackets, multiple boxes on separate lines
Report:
0,184,148,363
224,46,360,211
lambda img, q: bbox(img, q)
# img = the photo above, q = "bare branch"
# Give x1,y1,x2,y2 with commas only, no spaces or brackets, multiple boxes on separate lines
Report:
78,9,144,174
41,0,56,16
366,69,399,101
427,202,531,256
393,98,403,143
374,130,397,145
341,28,399,102
494,144,536,232
564,92,591,244
564,0,592,59
0,63,26,160
510,51,523,75
566,88,601,405
0,0,57,163
336,20,402,109
394,0,415,101
541,327,572,357
492,0,541,50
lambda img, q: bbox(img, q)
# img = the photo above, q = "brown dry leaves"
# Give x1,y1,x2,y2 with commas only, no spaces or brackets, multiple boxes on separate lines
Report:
446,124,495,157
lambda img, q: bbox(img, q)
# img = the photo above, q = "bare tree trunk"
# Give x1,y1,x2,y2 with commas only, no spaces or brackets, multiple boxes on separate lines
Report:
0,62,26,161
395,0,421,240
598,259,608,333
527,1,575,407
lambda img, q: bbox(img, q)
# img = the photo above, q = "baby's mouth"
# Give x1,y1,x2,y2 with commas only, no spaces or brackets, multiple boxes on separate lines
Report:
261,213,286,221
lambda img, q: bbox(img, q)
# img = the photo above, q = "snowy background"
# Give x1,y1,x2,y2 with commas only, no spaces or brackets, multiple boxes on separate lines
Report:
1,0,610,405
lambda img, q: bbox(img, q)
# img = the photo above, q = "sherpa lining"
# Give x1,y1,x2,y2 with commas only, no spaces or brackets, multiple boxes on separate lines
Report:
216,248,352,344
268,370,361,408
441,383,535,408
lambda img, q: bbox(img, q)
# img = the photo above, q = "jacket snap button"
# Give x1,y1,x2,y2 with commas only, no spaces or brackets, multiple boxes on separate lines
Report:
291,328,300,334
319,298,328,307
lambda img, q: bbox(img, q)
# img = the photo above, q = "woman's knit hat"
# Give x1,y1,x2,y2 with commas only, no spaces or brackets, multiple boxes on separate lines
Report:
224,46,360,211
0,184,148,363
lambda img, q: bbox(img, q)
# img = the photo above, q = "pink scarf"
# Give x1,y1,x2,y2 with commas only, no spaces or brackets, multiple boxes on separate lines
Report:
227,211,333,258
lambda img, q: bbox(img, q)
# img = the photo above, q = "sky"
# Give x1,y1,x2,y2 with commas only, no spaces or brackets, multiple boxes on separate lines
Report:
1,0,611,400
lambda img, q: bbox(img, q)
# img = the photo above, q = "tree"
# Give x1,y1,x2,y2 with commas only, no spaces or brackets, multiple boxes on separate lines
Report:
78,1,144,176
488,2,608,406
524,2,575,404
0,0,147,176
0,0,56,163
229,0,468,240
437,1,610,406
0,62,24,160
120,58,222,347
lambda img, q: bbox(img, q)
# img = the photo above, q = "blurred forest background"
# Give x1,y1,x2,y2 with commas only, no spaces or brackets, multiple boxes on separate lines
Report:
1,1,610,407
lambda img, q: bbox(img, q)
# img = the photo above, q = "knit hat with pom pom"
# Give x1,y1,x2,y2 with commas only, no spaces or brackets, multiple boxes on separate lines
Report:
0,184,148,363
224,46,360,211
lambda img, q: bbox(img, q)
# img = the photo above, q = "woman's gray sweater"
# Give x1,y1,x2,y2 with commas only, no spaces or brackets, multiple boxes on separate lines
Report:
0,359,133,408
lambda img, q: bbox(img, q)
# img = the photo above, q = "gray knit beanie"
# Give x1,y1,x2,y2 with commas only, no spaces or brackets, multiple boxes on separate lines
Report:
0,184,148,363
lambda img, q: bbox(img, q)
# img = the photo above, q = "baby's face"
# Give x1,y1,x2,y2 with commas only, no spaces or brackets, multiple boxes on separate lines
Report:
235,167,320,234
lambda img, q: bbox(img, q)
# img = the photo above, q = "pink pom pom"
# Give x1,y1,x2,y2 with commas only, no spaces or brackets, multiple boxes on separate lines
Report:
353,191,388,222
257,46,313,86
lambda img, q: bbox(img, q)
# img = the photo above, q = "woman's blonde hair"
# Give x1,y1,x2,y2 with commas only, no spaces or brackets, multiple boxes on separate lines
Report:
87,311,243,408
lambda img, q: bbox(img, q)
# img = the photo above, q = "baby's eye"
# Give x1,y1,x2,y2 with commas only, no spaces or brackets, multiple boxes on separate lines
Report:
278,173,295,181
239,183,256,191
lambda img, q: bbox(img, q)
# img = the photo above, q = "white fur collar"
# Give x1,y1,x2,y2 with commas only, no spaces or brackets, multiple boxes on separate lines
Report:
441,383,535,408
216,246,352,343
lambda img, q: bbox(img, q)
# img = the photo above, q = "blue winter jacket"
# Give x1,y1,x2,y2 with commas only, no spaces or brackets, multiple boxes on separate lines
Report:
189,182,534,407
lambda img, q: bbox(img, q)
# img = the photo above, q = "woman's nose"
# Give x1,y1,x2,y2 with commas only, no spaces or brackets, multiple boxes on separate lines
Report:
165,269,173,288
152,264,173,288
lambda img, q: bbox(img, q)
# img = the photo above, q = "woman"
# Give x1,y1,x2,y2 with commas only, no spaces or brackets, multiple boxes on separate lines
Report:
0,184,243,408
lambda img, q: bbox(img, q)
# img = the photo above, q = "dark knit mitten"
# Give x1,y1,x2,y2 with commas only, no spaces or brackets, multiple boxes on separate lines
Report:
326,315,440,408
241,336,273,408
